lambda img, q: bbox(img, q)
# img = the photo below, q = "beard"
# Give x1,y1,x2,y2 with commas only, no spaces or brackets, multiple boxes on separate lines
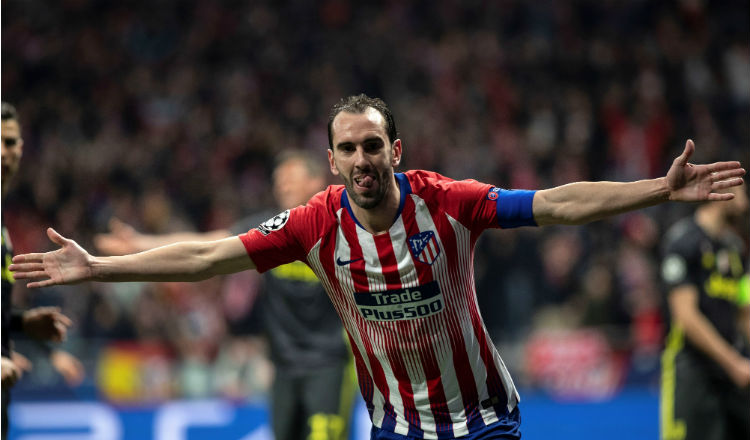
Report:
342,168,392,209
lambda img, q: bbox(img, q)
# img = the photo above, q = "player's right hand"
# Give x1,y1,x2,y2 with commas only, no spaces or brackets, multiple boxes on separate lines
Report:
728,356,750,389
9,228,93,288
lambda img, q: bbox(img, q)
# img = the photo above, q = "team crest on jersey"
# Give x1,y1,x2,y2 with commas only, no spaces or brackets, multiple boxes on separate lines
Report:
408,230,440,265
257,210,290,236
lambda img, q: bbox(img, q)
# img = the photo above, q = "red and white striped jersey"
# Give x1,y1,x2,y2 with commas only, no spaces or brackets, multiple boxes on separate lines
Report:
240,170,537,438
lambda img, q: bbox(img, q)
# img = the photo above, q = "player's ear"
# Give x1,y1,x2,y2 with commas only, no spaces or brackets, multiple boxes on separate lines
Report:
391,139,402,167
327,148,339,176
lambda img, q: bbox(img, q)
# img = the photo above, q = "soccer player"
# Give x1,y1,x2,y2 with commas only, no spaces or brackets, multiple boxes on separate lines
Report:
94,150,356,440
659,185,750,440
9,94,746,439
1,102,84,439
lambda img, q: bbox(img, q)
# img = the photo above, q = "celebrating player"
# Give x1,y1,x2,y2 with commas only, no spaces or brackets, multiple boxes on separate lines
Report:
9,94,745,439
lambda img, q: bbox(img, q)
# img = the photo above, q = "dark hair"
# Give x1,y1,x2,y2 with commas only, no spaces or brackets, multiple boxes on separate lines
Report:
1,102,18,122
327,94,397,149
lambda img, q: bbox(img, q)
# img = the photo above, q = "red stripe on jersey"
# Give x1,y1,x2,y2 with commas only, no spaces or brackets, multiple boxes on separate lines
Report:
374,234,402,289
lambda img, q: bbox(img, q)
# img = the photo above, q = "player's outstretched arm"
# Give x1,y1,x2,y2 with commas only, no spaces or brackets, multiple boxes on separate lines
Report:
532,139,745,225
9,227,255,288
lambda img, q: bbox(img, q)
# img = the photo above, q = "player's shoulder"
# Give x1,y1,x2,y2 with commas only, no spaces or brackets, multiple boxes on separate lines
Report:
404,169,489,195
662,217,703,256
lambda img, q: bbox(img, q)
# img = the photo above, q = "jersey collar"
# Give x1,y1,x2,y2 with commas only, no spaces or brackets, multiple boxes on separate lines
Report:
341,172,412,231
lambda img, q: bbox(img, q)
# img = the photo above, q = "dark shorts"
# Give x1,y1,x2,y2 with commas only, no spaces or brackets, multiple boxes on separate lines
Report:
271,360,357,440
661,349,750,440
370,406,521,440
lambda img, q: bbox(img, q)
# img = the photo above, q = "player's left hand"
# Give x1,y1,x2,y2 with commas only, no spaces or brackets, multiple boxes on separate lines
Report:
666,139,745,202
22,306,73,342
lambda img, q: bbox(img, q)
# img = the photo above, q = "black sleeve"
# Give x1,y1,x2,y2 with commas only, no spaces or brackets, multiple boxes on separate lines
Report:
660,222,701,292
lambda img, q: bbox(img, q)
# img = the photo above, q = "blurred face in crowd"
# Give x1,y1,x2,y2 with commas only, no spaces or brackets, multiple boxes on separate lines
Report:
1,117,23,197
328,107,402,210
273,157,326,210
720,185,749,220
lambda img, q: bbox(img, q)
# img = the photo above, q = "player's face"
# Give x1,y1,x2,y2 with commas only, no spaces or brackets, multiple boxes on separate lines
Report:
273,158,325,210
722,185,749,219
328,108,402,209
1,119,23,197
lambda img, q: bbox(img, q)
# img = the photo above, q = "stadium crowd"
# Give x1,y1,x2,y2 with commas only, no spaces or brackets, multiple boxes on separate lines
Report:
2,0,748,401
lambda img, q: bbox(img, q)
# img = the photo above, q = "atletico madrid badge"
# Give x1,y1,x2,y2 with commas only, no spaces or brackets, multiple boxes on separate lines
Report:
408,230,441,265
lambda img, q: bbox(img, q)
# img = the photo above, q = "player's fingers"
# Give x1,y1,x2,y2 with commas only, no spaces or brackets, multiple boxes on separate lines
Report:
56,314,73,327
709,169,745,181
27,279,56,289
11,253,46,264
47,228,68,247
712,178,744,191
707,161,744,174
8,262,47,272
675,139,695,166
14,271,52,280
707,192,735,201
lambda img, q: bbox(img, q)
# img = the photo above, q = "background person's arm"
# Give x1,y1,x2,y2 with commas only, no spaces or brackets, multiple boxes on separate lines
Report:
669,284,750,388
10,227,255,288
532,140,745,226
94,218,231,255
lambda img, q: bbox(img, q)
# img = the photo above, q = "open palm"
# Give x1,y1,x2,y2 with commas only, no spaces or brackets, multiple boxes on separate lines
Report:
9,228,93,288
666,140,745,202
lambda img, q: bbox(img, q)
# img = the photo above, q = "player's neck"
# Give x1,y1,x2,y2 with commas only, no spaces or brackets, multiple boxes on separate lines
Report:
349,176,401,235
695,208,726,239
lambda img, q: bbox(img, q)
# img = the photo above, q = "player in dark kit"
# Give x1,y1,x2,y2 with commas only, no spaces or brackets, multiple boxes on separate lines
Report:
9,95,747,439
94,150,356,440
1,102,83,439
660,185,750,440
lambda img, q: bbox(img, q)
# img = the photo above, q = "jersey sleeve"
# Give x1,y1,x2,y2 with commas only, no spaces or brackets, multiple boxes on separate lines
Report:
238,189,334,273
407,170,537,232
443,181,536,230
660,225,701,292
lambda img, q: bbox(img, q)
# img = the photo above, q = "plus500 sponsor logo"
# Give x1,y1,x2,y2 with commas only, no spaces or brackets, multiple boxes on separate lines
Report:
355,281,444,321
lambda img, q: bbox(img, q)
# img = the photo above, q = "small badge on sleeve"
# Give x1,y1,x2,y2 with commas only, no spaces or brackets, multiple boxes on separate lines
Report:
487,187,500,200
257,210,290,236
661,254,687,284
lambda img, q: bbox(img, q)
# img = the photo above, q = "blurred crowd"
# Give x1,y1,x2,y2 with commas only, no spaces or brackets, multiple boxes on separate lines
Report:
2,0,748,401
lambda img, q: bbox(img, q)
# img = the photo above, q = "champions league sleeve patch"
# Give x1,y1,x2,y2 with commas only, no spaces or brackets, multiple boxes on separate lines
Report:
256,210,290,236
661,254,687,284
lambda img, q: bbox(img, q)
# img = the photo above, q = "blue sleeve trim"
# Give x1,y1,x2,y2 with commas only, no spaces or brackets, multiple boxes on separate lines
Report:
495,189,538,228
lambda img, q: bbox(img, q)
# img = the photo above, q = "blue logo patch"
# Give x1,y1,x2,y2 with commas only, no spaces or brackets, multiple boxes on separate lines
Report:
408,231,441,265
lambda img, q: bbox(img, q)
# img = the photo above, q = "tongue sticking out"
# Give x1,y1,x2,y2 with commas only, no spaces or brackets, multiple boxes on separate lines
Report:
357,175,375,188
